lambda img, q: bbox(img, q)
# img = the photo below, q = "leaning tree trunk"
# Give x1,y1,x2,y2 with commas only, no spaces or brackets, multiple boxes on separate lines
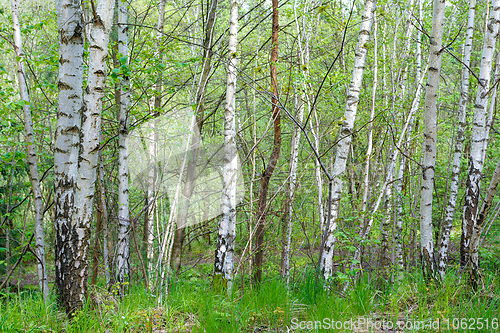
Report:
10,0,49,303
214,0,238,293
461,0,500,269
54,0,84,314
437,0,476,280
419,0,446,279
71,0,115,312
253,0,281,284
115,0,131,295
319,0,376,280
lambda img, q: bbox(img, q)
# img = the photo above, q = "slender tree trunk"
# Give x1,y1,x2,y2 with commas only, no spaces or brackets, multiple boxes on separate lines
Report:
253,0,281,284
115,0,131,295
281,84,303,284
54,0,84,313
470,157,500,284
379,176,392,276
319,0,376,280
214,0,238,292
360,13,377,221
419,0,446,278
461,0,500,269
73,0,115,311
146,0,167,292
437,0,476,280
146,123,157,291
281,0,314,284
10,0,49,303
171,0,218,274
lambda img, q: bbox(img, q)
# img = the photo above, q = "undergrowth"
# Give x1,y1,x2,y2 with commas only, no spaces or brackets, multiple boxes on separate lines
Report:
0,266,499,332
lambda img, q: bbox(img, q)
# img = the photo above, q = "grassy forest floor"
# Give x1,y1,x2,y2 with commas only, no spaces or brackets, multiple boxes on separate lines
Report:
1,264,499,332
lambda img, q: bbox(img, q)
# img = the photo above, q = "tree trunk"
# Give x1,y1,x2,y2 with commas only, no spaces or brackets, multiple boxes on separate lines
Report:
319,0,376,280
54,0,84,314
253,0,280,284
437,0,476,280
146,0,167,292
115,0,131,295
214,0,238,292
419,0,446,278
10,0,49,303
469,157,500,285
461,0,500,269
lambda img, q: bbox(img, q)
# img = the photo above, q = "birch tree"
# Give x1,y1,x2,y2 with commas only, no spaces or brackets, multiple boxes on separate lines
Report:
461,0,500,269
54,0,84,313
115,0,131,294
55,0,115,312
214,0,238,292
419,0,446,278
10,0,48,302
319,0,376,280
146,0,166,291
437,0,476,279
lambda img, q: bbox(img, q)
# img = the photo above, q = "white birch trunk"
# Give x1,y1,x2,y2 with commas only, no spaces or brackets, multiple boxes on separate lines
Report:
72,0,115,306
214,0,238,292
146,124,157,292
10,0,49,302
437,0,476,279
320,0,376,279
461,0,500,268
482,50,500,162
361,14,377,219
54,0,84,313
115,0,131,293
146,0,167,292
282,88,304,284
419,0,446,277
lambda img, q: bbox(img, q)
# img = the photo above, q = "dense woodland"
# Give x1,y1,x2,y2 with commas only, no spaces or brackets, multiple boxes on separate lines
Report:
1,0,500,331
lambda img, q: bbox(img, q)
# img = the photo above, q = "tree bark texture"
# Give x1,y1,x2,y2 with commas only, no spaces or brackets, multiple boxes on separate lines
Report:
461,0,500,269
419,0,446,278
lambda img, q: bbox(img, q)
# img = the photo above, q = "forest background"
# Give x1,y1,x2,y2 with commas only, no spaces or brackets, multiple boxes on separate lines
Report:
0,0,500,331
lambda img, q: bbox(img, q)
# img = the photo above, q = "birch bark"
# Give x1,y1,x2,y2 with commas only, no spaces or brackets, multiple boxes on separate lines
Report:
54,0,84,313
320,0,376,280
115,0,131,294
71,0,115,310
10,0,49,302
419,0,446,277
214,0,238,292
146,0,166,291
461,0,500,268
437,0,476,279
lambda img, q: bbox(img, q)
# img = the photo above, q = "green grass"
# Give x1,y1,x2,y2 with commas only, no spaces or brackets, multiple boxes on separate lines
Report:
0,267,499,332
